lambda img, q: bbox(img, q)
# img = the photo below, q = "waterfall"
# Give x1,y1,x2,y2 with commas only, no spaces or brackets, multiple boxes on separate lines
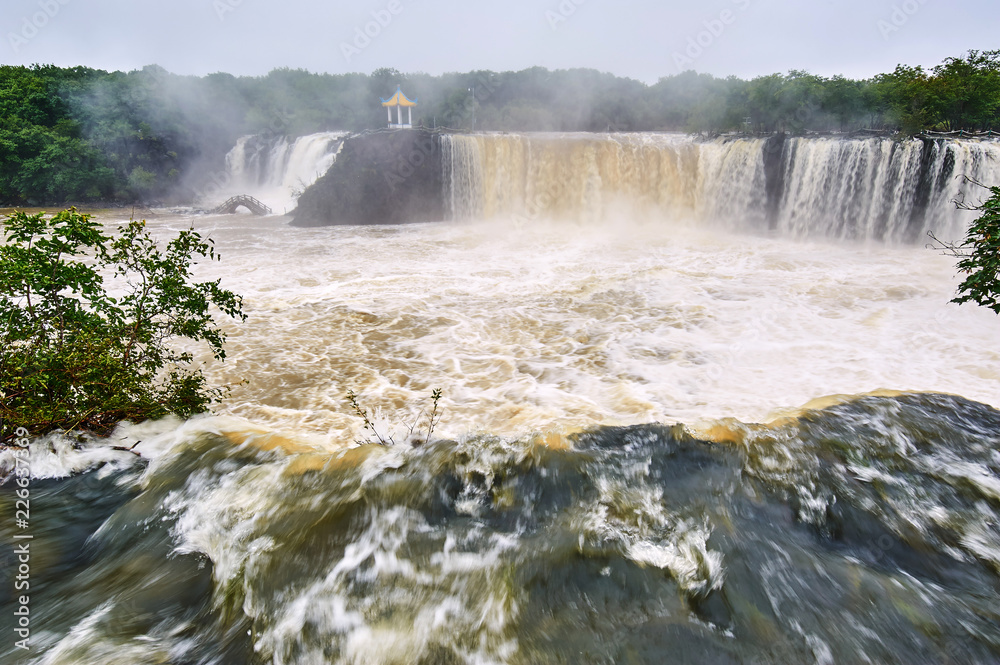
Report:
441,133,752,225
695,136,768,225
773,138,926,241
442,134,485,220
442,133,1000,242
221,131,348,210
920,139,1000,236
773,137,1000,241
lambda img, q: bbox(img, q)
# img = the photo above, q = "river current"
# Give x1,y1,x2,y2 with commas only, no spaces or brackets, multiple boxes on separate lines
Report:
2,133,1000,664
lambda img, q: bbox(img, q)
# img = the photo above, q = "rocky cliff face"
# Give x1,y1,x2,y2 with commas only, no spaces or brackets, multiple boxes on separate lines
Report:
291,129,444,226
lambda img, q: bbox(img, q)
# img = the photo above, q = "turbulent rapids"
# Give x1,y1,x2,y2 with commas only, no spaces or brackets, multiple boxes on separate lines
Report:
2,132,1000,664
3,396,1000,664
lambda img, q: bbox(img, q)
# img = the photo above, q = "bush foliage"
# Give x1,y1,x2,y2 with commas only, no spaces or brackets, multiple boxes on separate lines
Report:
952,183,1000,314
0,208,245,441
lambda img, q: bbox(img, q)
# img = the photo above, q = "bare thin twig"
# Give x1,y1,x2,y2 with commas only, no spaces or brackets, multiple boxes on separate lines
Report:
346,389,443,446
346,390,392,445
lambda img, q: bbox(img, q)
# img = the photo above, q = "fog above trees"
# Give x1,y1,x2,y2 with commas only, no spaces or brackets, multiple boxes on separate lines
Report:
2,50,998,205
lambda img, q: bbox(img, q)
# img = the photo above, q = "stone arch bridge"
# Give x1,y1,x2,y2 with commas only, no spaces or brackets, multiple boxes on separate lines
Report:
212,195,273,216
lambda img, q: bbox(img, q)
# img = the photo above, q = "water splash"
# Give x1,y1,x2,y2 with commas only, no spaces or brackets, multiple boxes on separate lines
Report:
7,394,999,664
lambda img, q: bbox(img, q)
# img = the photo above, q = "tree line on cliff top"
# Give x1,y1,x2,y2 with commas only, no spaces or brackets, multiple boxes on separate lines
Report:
2,50,999,206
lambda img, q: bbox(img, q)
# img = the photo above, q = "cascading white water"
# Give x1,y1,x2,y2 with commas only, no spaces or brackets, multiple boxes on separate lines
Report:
695,136,768,225
773,137,1000,241
8,132,1000,665
774,138,925,240
223,135,260,185
441,133,1000,242
442,134,486,220
220,131,348,211
920,139,1000,235
442,133,744,225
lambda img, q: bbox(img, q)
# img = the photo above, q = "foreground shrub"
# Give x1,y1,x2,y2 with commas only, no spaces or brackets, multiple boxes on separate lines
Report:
0,208,245,442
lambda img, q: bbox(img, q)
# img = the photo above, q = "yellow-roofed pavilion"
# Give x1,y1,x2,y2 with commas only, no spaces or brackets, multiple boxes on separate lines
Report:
381,86,417,129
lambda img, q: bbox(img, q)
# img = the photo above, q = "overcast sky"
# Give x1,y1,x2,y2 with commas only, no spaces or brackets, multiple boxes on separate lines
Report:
2,0,996,82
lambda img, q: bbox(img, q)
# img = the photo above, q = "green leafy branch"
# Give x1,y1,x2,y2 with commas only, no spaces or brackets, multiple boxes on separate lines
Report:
928,176,1000,314
1,208,246,443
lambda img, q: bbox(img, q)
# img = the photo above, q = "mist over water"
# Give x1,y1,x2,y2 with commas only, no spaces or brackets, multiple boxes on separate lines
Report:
191,131,1000,438
3,132,1000,665
175,212,997,440
442,132,1000,242
216,132,348,212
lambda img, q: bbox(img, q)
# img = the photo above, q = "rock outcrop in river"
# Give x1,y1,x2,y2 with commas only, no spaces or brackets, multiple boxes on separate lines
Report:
291,129,444,226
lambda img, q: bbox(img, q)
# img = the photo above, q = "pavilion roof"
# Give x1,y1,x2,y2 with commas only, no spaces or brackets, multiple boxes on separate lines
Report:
381,86,418,107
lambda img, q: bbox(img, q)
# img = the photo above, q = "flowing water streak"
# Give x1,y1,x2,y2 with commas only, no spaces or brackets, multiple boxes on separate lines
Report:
693,136,768,224
220,132,348,210
442,133,1000,241
442,133,741,224
4,396,999,665
774,137,925,240
921,138,1000,233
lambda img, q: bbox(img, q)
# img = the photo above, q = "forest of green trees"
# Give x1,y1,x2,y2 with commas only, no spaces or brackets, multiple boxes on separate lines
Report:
2,50,999,206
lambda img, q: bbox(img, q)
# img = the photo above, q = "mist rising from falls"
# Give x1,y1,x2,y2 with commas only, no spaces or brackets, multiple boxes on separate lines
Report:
774,137,924,240
442,133,1000,241
774,137,1000,241
442,133,766,226
221,132,347,211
